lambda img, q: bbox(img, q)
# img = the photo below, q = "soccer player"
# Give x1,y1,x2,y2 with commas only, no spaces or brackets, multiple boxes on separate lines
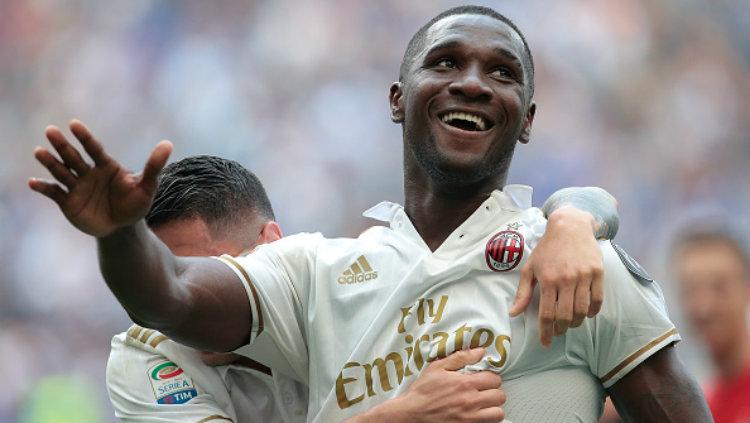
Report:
672,222,750,423
104,156,618,423
29,5,712,423
105,155,307,422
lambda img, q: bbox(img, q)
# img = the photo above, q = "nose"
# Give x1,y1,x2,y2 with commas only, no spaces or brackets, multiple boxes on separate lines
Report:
448,64,492,101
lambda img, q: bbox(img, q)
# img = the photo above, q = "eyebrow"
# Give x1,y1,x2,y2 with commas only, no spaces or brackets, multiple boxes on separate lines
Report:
423,40,462,59
494,47,522,66
423,40,523,67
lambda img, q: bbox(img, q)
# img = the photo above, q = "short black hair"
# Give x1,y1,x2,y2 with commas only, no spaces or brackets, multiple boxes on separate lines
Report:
146,155,275,232
399,5,535,98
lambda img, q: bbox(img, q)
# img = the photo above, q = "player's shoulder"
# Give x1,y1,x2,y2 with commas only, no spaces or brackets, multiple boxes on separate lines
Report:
599,240,655,285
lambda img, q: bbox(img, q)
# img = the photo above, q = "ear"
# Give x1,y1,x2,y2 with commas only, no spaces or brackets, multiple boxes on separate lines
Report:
256,220,283,245
389,82,405,123
518,102,536,144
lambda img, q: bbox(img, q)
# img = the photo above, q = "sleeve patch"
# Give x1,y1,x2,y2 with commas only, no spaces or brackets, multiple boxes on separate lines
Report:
611,240,654,284
147,360,197,404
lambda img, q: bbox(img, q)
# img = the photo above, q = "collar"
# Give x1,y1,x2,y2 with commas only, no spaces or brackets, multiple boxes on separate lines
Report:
362,185,533,252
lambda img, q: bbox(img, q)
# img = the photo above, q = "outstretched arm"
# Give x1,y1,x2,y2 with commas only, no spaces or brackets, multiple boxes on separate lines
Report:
511,186,620,346
608,345,713,423
29,120,250,352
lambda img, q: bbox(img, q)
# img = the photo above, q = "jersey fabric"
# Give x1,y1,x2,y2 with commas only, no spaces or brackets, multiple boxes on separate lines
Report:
216,185,680,422
106,325,307,423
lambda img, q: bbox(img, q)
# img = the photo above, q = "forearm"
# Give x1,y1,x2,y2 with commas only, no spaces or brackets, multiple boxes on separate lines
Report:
97,220,189,330
542,186,619,240
345,397,409,423
608,346,713,423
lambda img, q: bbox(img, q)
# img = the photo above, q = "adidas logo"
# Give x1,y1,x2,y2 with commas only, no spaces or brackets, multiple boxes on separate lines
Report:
337,255,378,285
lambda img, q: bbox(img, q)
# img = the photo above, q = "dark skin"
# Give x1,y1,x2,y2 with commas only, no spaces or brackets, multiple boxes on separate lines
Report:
27,12,709,423
388,14,711,423
390,15,535,251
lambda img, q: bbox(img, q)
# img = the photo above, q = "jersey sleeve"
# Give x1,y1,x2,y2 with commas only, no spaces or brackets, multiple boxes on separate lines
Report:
106,332,235,423
214,232,322,384
569,241,681,389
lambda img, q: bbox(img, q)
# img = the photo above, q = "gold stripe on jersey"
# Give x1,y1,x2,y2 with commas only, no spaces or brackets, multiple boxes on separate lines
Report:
600,328,679,384
128,325,143,340
357,255,373,272
149,334,168,348
125,325,169,348
196,415,233,422
139,329,155,344
220,255,265,338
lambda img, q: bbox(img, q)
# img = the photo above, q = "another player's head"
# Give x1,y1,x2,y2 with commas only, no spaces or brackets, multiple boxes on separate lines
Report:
390,5,536,189
671,223,750,367
146,155,281,256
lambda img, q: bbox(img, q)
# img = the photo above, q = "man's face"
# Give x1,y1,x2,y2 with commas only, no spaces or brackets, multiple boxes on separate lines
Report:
393,14,534,185
674,240,750,358
152,217,253,257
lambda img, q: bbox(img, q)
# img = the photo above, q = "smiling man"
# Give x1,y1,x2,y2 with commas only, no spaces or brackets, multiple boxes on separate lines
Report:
29,5,711,423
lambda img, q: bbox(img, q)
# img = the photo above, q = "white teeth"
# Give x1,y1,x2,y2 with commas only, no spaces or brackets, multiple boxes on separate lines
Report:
441,112,487,130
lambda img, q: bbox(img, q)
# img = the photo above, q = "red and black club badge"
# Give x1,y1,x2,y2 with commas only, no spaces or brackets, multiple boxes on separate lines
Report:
485,230,524,272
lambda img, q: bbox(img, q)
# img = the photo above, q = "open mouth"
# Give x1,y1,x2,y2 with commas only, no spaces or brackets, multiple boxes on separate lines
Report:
439,112,493,132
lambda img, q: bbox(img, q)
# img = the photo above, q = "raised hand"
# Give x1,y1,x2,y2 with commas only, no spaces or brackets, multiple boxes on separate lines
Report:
29,120,173,237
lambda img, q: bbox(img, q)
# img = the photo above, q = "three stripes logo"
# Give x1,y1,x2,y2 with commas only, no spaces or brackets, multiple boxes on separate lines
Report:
485,230,524,272
337,255,378,285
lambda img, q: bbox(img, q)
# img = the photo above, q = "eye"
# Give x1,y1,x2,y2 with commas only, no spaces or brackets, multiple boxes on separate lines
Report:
434,58,457,69
490,66,516,80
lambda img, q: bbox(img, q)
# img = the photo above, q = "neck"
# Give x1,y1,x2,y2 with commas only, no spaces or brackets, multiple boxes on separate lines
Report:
403,165,506,252
713,327,750,379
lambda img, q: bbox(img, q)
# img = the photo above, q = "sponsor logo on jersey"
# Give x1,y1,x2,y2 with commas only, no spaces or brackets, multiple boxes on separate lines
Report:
337,255,378,284
485,230,524,272
148,361,197,405
335,294,511,409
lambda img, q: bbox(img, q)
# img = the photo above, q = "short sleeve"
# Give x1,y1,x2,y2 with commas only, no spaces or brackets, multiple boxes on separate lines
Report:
569,241,681,388
214,232,322,384
106,333,235,422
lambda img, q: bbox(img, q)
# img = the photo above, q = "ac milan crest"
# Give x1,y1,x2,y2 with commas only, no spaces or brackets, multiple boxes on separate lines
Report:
485,230,524,272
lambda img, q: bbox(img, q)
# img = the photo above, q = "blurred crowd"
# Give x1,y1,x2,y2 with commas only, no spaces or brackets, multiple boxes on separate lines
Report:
1,0,749,421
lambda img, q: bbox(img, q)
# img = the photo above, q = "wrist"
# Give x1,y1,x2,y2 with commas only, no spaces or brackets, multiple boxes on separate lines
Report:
547,206,599,236
352,396,411,423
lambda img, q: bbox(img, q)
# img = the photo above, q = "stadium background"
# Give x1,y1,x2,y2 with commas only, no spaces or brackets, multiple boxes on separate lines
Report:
1,0,749,421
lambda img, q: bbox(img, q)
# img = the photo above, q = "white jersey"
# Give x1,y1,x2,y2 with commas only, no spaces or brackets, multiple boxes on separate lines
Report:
216,186,679,422
106,325,307,423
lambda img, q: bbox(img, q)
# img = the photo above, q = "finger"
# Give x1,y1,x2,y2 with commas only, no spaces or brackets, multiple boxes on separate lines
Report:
28,178,67,205
538,285,556,347
588,266,604,318
466,370,502,390
571,276,592,328
472,406,505,422
69,119,111,166
472,387,506,408
438,347,486,371
139,140,173,191
45,125,91,176
510,263,534,316
554,287,574,336
34,147,78,189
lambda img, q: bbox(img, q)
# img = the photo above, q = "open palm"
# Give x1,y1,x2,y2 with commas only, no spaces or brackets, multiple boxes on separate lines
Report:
29,120,173,237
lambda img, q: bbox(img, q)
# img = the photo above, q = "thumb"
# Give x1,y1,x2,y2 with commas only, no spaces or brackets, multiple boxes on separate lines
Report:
440,348,486,371
510,263,535,316
140,140,173,190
